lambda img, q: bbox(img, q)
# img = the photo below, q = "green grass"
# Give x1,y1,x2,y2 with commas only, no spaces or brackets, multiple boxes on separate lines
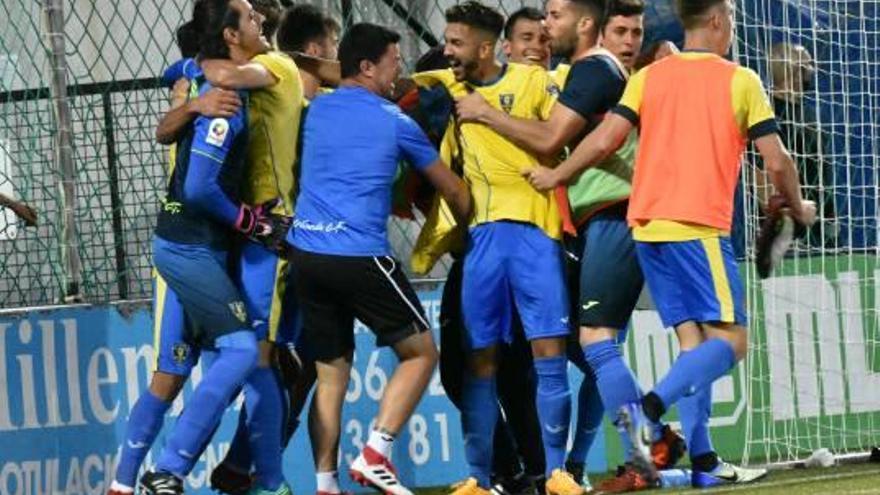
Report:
412,463,880,495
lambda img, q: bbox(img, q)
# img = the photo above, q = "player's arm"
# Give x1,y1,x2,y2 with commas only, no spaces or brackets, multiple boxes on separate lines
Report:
755,134,815,225
523,113,633,191
421,160,471,224
155,87,242,144
740,67,816,226
201,58,279,89
291,52,341,87
457,97,585,157
396,111,471,223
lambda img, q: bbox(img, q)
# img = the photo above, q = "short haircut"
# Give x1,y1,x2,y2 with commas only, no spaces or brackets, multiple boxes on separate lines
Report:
196,0,239,60
251,0,283,40
676,0,726,29
324,16,341,36
176,19,201,58
445,1,505,40
277,4,329,53
338,23,401,79
415,45,451,72
504,7,544,40
601,0,645,29
568,0,606,24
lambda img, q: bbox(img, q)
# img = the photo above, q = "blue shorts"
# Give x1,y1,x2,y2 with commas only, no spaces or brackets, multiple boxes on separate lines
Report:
152,273,200,376
233,241,288,342
635,237,747,329
577,203,643,329
153,236,250,345
461,222,570,349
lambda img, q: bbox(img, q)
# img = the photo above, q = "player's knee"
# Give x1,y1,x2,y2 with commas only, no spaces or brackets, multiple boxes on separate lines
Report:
216,330,260,374
578,326,617,346
149,371,187,400
468,347,498,378
530,336,566,358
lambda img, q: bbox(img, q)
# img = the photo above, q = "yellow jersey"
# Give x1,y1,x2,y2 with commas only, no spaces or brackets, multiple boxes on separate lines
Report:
413,63,562,239
244,51,304,214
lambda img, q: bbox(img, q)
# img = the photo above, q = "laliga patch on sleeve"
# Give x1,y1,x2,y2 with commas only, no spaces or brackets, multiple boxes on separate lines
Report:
205,118,230,147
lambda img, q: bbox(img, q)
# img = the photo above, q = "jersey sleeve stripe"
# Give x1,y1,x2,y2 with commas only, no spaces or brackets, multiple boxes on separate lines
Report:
747,117,780,140
611,105,639,126
191,148,226,164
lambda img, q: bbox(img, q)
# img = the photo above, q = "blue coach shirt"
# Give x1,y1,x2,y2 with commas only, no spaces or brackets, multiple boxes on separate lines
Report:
289,85,439,256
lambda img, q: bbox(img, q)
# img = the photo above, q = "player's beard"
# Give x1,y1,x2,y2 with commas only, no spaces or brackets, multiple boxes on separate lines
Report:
449,56,479,82
551,31,577,61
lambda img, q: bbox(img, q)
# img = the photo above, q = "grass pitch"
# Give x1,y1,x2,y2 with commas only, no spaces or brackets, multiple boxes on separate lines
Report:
413,462,880,494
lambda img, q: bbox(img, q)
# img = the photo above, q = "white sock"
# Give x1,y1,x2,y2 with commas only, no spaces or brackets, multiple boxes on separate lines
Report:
316,471,341,493
109,481,134,493
367,428,395,458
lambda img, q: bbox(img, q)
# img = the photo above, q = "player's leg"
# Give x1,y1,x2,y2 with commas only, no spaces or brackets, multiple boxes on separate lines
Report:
110,275,194,495
451,223,512,493
564,348,603,490
289,247,355,495
439,257,466,409
496,321,546,491
639,238,765,487
348,255,438,495
228,243,289,493
142,238,259,495
504,222,579,495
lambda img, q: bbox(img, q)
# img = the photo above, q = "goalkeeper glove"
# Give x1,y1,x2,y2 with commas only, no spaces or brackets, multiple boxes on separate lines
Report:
235,198,292,256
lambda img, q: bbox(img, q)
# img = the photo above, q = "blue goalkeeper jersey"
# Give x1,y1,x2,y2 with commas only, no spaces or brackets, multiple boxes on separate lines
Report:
156,76,249,248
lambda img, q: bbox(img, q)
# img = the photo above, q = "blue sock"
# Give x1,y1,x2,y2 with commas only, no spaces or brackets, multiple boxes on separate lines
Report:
115,390,172,487
676,358,715,458
567,368,604,464
156,331,258,477
583,340,643,461
223,407,253,472
461,376,498,488
534,355,571,475
653,339,735,409
244,366,285,490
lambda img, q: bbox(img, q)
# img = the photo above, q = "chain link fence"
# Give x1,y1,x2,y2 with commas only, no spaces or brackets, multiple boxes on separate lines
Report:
0,0,542,308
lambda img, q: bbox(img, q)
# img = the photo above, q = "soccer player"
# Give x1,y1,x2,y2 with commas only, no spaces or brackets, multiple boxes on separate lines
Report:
107,7,245,495
524,0,816,488
138,1,289,494
276,3,340,100
413,3,577,494
453,0,679,489
503,7,551,68
287,23,471,495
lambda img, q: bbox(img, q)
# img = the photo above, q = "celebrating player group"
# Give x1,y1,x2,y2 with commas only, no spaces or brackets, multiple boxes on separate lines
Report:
107,0,817,494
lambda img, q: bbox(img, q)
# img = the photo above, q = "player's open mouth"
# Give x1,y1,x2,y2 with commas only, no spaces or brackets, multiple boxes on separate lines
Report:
525,54,543,62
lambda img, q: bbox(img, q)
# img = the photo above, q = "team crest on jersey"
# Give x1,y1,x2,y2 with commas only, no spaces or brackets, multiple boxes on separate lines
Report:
499,94,515,113
229,300,247,322
547,83,561,97
172,343,189,364
206,118,229,147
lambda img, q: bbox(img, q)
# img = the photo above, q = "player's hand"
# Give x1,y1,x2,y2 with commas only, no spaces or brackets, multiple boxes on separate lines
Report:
192,88,241,118
522,166,561,191
455,92,492,123
793,199,817,226
170,78,190,109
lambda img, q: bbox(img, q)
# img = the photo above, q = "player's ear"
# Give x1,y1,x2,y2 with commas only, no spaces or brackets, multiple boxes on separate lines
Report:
577,15,594,39
223,26,239,47
305,41,320,57
501,39,512,59
359,59,374,78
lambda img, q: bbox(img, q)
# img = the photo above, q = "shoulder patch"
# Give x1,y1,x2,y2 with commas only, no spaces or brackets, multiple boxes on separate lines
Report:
548,82,561,96
205,118,229,147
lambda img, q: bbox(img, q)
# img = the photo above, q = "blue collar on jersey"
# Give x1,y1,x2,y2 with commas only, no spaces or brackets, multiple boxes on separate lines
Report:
466,63,509,88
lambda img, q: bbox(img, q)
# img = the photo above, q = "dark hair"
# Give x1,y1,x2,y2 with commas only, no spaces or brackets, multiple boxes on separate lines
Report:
251,0,282,40
445,1,505,40
569,0,606,25
676,0,726,29
338,23,401,79
601,0,645,29
196,0,240,60
503,7,544,40
176,19,201,58
277,4,329,53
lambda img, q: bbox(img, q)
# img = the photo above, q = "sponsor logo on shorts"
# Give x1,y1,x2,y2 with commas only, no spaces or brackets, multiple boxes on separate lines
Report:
582,300,601,311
